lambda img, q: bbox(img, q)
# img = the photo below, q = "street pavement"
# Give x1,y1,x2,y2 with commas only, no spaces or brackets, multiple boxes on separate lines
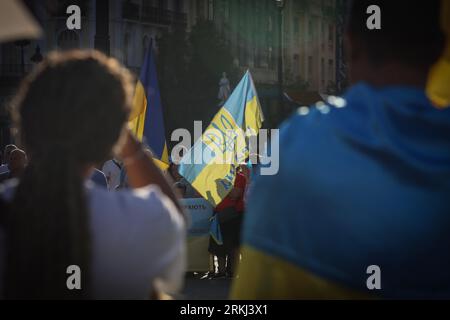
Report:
179,273,232,300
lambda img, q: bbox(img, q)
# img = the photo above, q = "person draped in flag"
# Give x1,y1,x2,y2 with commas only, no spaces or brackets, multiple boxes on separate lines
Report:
232,0,450,299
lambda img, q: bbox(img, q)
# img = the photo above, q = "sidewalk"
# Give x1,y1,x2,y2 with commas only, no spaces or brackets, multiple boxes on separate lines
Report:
179,273,232,300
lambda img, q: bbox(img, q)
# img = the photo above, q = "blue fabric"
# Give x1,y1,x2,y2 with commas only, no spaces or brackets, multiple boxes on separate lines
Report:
90,169,108,188
243,82,450,298
140,41,167,160
210,214,223,245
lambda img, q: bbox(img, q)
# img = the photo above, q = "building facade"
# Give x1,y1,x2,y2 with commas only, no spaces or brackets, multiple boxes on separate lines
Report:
0,0,345,147
0,0,190,147
191,0,338,92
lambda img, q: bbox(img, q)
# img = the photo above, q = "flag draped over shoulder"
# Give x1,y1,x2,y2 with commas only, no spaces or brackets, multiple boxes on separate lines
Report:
129,41,169,169
426,0,450,108
179,71,264,207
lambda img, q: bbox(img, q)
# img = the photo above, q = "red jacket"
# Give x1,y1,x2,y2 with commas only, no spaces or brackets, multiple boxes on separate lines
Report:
215,172,247,213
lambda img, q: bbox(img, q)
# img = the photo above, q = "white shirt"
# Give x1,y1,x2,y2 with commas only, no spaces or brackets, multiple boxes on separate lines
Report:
0,164,9,175
102,160,122,190
0,180,186,299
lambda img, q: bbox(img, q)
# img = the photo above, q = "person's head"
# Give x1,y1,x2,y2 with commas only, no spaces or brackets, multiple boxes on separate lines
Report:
8,149,27,175
5,50,133,299
346,0,445,87
2,144,17,165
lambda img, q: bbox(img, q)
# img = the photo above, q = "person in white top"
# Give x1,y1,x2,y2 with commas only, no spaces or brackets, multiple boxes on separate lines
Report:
102,158,122,190
0,50,186,299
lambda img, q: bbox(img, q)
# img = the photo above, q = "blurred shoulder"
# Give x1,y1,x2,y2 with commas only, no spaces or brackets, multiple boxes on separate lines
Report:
87,182,185,232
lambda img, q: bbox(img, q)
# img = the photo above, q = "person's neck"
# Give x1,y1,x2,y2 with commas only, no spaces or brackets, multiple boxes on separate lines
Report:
362,63,430,88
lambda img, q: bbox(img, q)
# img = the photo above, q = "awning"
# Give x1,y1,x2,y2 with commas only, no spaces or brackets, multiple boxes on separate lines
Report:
0,0,42,42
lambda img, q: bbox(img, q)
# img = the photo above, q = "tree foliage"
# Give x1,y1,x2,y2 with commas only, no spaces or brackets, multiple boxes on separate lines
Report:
157,20,239,149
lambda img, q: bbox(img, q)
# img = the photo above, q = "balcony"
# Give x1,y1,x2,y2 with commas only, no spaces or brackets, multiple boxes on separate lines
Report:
122,2,187,26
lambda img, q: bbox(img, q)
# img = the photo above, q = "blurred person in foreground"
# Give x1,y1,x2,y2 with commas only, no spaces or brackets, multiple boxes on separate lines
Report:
0,149,27,183
232,0,450,299
0,51,186,299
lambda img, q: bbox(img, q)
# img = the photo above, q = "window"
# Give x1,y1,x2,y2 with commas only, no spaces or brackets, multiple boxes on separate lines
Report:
328,24,334,51
196,0,204,18
322,21,326,39
1,43,21,76
255,47,261,68
239,45,248,67
208,0,214,20
293,54,300,76
268,46,275,70
142,35,149,61
224,0,229,21
321,58,325,86
57,30,79,50
308,56,313,80
308,19,314,42
124,33,130,66
175,0,182,12
328,24,334,42
294,17,300,35
328,59,334,80
159,0,167,10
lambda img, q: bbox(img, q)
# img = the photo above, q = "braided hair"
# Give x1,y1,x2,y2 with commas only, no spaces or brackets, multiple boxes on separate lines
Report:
4,50,133,299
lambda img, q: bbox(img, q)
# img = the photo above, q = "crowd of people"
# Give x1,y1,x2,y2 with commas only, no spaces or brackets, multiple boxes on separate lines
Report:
0,138,253,286
0,0,449,300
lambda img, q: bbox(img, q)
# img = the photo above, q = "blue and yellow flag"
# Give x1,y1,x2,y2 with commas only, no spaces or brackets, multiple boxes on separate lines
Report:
179,71,264,206
129,41,169,169
426,0,450,108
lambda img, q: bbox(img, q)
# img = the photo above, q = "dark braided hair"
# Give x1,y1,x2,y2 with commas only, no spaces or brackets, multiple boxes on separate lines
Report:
4,50,133,299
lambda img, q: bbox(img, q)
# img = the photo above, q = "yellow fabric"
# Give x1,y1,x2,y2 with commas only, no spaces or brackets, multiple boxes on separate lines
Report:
153,157,169,171
426,0,450,108
231,245,374,300
128,81,168,170
191,108,243,206
129,81,147,121
128,84,147,141
160,143,169,166
244,96,264,134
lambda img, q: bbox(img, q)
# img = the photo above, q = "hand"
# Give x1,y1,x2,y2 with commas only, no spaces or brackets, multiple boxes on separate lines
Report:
117,128,142,160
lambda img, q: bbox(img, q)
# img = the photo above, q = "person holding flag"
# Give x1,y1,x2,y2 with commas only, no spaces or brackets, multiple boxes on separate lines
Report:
179,70,263,279
178,70,264,207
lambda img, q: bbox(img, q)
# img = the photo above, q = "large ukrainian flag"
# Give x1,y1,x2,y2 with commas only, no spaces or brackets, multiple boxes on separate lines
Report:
179,71,263,206
129,41,169,168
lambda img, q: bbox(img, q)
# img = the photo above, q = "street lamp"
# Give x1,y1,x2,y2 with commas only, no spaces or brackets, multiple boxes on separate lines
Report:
30,45,43,64
275,0,285,122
